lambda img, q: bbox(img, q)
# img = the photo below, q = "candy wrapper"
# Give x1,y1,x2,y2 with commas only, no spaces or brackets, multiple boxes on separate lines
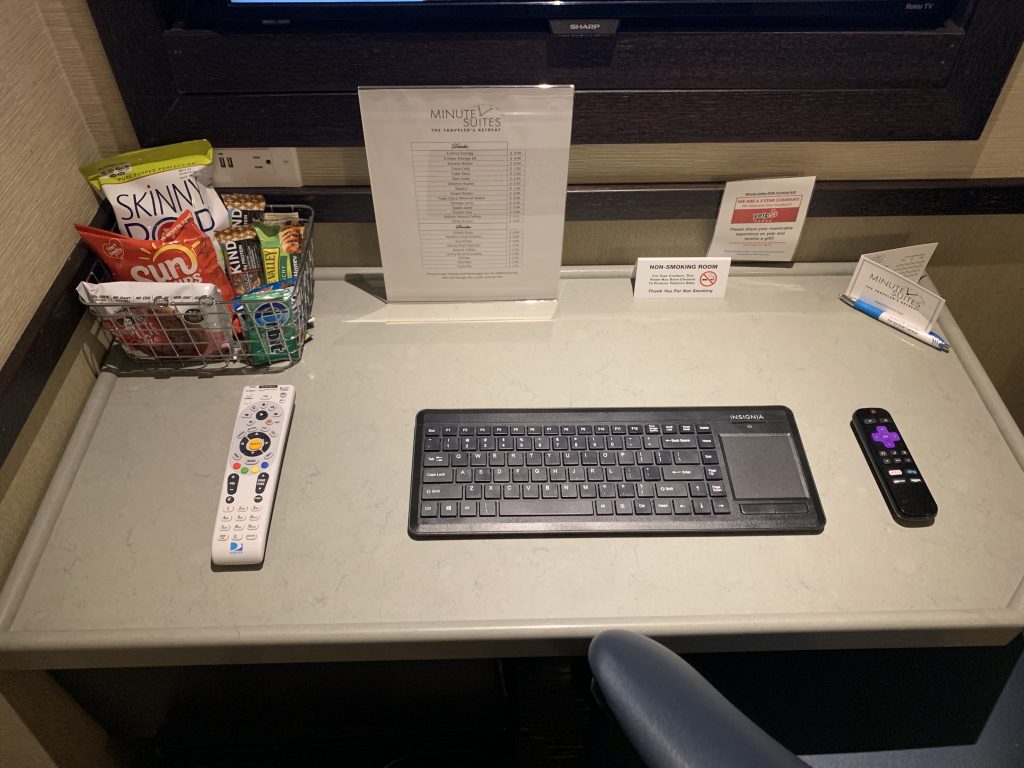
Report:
76,210,235,304
77,281,229,359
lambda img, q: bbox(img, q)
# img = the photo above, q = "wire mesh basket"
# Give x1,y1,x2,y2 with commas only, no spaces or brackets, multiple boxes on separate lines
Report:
79,205,315,370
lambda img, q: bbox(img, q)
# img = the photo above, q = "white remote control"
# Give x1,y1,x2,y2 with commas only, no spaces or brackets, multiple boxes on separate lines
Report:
212,384,295,566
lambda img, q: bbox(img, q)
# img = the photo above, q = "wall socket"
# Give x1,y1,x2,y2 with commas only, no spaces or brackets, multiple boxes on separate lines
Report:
212,147,303,188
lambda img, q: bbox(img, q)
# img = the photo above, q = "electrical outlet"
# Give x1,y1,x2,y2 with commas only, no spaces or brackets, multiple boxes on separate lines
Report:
212,147,303,188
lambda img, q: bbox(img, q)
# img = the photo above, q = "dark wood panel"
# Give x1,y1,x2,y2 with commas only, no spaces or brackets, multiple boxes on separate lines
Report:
165,28,960,93
156,86,968,146
247,178,1024,223
85,0,1024,146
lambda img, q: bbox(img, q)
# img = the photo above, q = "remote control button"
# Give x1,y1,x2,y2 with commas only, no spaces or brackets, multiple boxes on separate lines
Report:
245,534,258,541
251,505,261,512
254,495,263,502
249,515,261,521
870,425,902,449
256,410,268,420
231,534,243,541
261,461,269,468
888,469,903,476
247,524,259,531
225,496,234,504
233,524,244,531
240,432,271,456
235,515,246,522
217,534,228,541
219,524,230,531
220,515,231,522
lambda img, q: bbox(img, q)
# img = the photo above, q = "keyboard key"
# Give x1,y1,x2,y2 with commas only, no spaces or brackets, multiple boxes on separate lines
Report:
424,454,448,467
578,425,593,435
598,483,615,498
617,482,636,498
460,502,477,517
465,484,482,499
643,436,661,449
712,500,731,514
625,436,643,450
704,466,722,480
440,502,458,517
636,482,655,498
523,483,540,499
498,500,594,516
480,501,498,516
420,502,439,518
673,499,693,515
696,425,712,433
442,426,457,436
701,450,719,464
550,467,567,482
560,483,578,498
596,500,614,515
513,467,530,483
580,483,597,498
662,424,676,434
628,425,643,434
542,483,558,499
451,452,469,467
616,500,635,515
531,467,547,482
456,468,473,483
504,484,521,499
475,468,491,482
493,468,511,483
568,467,586,482
662,467,701,481
624,467,643,481
689,482,708,497
656,483,686,497
423,468,454,483
673,450,700,465
663,436,697,449
693,499,713,514
708,482,726,497
422,485,463,500
635,500,653,515
606,467,624,482
643,466,661,481
595,425,610,435
654,500,673,515
698,436,715,448
424,426,441,437
611,425,626,434
424,437,441,451
485,484,501,499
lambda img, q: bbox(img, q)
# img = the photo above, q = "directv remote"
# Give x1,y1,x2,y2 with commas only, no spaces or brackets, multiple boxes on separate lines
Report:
212,384,295,566
851,408,936,524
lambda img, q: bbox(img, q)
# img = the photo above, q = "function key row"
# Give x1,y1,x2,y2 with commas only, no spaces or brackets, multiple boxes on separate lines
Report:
424,424,714,437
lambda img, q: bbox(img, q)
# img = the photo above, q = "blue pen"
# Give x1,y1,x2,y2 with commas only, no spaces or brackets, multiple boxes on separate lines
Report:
839,295,950,352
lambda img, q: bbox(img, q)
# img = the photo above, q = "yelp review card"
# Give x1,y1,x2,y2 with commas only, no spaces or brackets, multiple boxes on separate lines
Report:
634,257,730,298
707,176,815,263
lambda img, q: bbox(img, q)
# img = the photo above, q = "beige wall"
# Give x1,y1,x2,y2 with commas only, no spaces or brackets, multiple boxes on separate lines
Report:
0,2,124,765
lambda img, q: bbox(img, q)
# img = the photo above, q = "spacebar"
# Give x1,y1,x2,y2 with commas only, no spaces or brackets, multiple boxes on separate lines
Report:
498,500,595,517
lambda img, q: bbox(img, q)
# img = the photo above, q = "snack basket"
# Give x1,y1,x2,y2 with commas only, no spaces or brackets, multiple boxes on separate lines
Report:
79,205,315,369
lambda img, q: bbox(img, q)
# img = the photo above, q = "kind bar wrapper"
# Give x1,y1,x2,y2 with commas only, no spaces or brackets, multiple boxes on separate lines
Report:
223,193,266,226
76,210,235,304
255,221,293,283
235,281,300,365
80,140,228,258
76,281,229,359
216,225,264,295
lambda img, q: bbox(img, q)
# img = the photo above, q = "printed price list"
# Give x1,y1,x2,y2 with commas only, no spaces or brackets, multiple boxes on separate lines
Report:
413,142,525,271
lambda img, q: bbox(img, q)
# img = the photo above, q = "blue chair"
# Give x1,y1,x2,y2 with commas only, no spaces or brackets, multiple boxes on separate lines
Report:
589,629,808,768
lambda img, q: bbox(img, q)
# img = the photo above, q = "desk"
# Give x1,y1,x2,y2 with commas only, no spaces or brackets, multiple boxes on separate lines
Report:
2,265,1023,670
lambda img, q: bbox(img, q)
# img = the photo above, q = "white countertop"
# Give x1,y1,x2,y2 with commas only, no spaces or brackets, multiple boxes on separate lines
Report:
2,265,1023,669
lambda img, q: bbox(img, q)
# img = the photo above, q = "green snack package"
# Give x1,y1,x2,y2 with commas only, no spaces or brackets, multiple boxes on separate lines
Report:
235,281,300,365
255,221,294,284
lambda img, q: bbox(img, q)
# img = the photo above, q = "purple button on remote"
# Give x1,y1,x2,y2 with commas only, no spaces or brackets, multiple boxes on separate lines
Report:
870,425,902,449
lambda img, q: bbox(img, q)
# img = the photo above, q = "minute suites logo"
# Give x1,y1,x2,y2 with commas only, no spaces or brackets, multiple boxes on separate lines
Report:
428,103,504,133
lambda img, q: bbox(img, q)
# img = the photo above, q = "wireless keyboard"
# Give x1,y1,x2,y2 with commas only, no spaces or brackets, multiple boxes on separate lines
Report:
409,407,825,538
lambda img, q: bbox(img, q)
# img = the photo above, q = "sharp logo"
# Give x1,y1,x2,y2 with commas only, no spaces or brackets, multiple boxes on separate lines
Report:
730,414,766,421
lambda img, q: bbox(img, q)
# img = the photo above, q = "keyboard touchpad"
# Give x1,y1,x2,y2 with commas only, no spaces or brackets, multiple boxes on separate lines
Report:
720,433,809,500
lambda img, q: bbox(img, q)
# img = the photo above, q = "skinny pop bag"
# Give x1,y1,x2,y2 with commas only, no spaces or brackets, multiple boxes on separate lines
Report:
80,140,229,253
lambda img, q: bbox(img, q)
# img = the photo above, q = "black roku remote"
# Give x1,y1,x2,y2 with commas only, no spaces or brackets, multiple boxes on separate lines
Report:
851,408,937,525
